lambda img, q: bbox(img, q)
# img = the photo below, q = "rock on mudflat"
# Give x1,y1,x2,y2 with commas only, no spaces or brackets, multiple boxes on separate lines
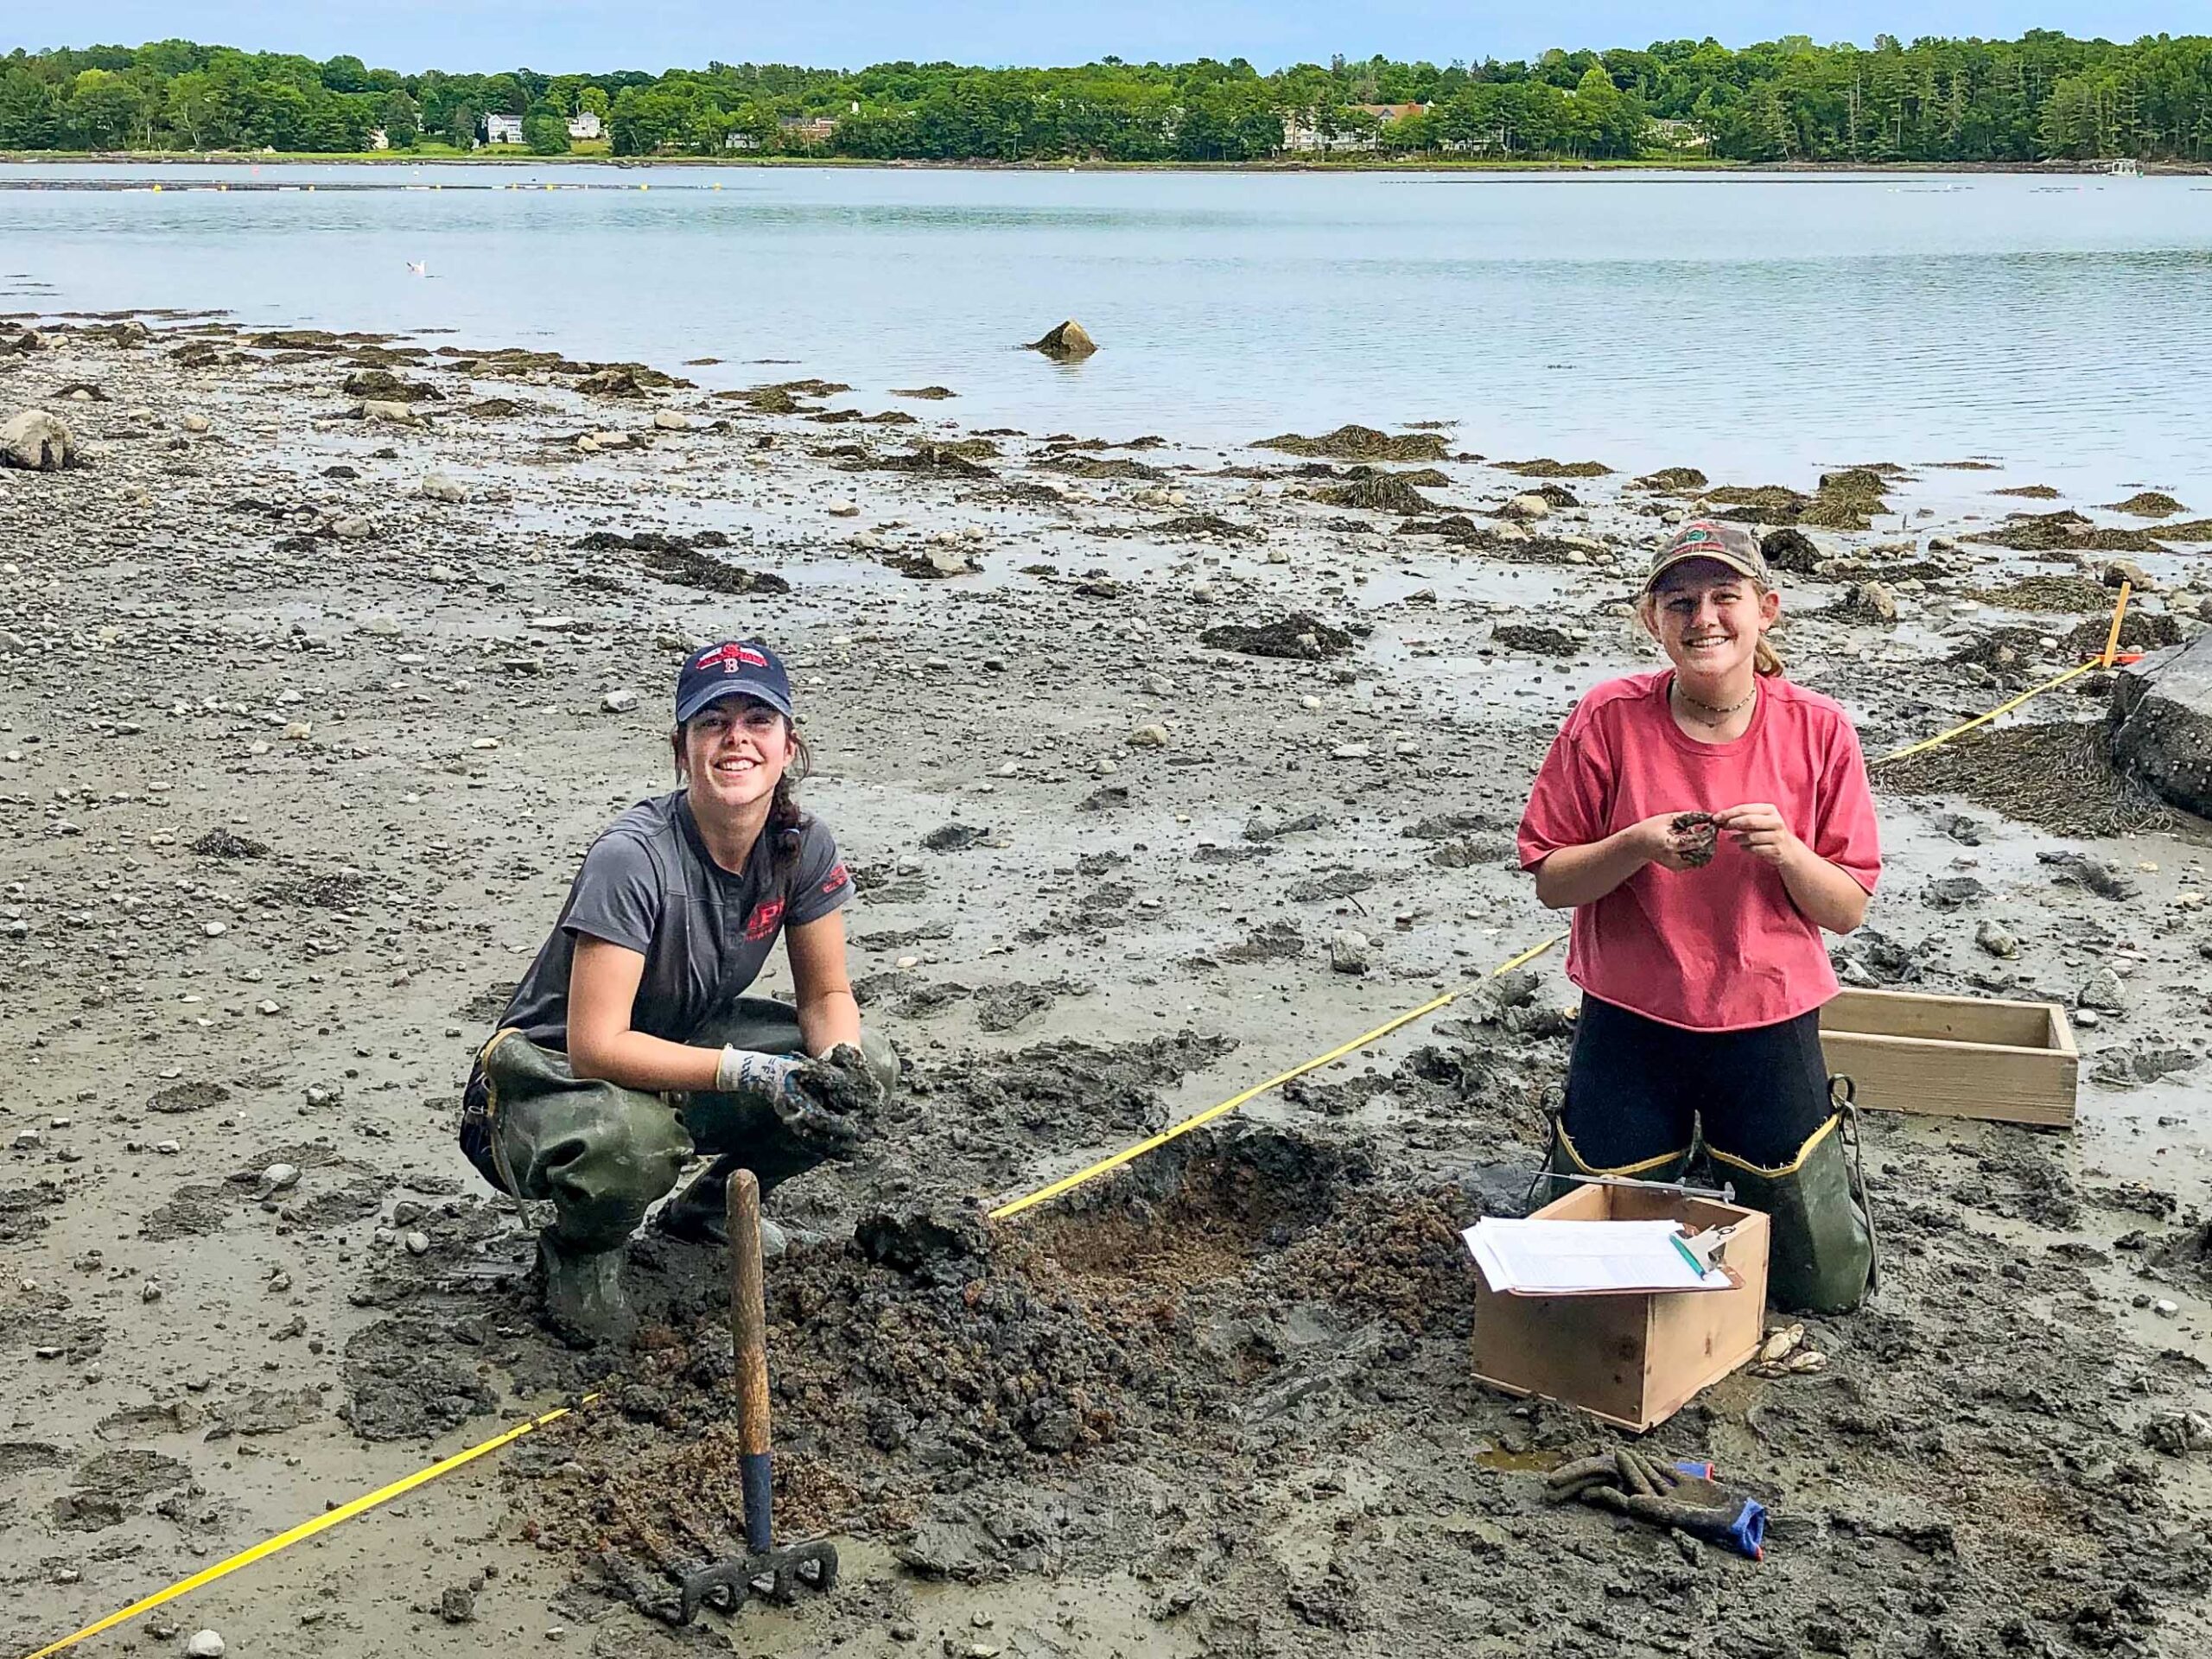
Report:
355,399,423,426
2077,967,2129,1015
419,474,467,503
1026,320,1097,359
187,1633,225,1659
2112,636,2212,820
1,409,77,471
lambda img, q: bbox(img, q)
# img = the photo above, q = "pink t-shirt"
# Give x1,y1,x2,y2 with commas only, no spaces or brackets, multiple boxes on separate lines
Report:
1516,671,1881,1033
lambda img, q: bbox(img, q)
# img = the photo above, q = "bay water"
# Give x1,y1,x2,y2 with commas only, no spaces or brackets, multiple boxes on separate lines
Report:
3,162,2210,501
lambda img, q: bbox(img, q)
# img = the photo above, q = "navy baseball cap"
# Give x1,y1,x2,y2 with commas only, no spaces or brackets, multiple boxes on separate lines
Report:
674,639,795,725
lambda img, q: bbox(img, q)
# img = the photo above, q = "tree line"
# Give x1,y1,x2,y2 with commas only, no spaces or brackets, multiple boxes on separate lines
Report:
3,32,2209,162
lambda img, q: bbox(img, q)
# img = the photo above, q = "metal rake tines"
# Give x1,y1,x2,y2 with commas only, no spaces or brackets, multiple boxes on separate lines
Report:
675,1538,841,1625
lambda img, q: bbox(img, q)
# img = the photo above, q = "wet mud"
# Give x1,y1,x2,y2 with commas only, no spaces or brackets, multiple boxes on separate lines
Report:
3,307,2210,1659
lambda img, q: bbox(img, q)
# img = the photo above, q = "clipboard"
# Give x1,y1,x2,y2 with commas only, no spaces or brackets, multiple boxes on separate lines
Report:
1463,1217,1745,1297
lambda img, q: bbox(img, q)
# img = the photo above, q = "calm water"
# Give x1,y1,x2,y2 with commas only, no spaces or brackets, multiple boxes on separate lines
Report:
4,163,2210,498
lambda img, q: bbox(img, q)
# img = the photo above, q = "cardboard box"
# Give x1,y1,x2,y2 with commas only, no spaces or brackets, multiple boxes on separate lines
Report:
1470,1184,1770,1433
1818,987,2077,1129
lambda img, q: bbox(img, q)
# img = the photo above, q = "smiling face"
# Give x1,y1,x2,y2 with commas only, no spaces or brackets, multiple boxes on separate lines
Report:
1643,559,1781,685
674,696,795,817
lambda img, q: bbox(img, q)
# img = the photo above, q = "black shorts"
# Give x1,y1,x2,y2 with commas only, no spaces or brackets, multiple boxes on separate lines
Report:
1560,994,1834,1173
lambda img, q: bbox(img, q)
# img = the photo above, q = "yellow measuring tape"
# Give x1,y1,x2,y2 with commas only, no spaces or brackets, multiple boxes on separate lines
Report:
17,1395,598,1659
23,935,1564,1654
988,933,1566,1221
1872,582,2132,766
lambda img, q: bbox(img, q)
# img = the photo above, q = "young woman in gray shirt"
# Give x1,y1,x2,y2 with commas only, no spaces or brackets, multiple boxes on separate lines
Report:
460,639,896,1342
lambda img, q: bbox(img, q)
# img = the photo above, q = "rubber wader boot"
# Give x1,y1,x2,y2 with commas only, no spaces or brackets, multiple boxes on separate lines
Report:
1532,1118,1693,1210
537,1232,636,1346
1713,1116,1874,1315
655,1154,790,1255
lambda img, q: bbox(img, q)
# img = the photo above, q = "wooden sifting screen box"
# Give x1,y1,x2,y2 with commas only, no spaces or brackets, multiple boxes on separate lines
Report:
1817,987,2077,1129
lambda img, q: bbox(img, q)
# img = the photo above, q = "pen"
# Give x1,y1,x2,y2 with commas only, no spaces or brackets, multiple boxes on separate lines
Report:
1670,1231,1707,1278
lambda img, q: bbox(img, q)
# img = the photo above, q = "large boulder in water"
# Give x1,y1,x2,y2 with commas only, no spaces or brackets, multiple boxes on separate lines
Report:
2112,636,2212,820
1,410,77,470
1026,320,1097,359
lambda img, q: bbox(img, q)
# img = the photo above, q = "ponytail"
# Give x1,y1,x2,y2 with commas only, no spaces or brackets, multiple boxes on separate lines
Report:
764,728,813,872
1754,634,1785,678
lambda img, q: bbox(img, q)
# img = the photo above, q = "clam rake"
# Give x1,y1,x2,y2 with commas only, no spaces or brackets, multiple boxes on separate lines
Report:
659,1167,840,1625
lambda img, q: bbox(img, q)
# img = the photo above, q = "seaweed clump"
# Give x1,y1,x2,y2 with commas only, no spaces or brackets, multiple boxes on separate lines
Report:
1315,472,1440,514
1498,458,1611,478
1258,424,1450,462
876,443,995,478
1706,467,1893,531
1968,511,2163,554
1633,467,1708,493
1200,613,1357,660
1876,721,2177,838
1799,467,1893,530
1974,575,2117,614
2107,491,2185,518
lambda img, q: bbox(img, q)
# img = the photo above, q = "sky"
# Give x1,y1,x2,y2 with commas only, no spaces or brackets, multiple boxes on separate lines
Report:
2,2,2188,74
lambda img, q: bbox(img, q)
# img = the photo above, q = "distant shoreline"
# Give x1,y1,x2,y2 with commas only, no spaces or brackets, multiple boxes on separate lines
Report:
2,150,2202,176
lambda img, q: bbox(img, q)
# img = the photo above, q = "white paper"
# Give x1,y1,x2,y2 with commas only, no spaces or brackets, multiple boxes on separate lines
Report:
1462,1217,1734,1296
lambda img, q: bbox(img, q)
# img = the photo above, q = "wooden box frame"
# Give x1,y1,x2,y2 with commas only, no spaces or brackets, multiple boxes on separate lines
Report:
1818,988,2077,1129
1470,1184,1770,1433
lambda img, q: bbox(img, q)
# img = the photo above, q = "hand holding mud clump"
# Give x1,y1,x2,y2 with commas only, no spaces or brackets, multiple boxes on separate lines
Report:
1669,811,1719,868
780,1044,887,1155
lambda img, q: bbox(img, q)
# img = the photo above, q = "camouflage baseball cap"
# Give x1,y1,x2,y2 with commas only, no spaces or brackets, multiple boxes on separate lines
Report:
1644,519,1771,593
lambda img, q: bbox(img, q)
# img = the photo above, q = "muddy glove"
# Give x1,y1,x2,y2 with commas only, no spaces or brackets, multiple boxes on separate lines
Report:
713,1047,877,1156
1546,1451,1769,1560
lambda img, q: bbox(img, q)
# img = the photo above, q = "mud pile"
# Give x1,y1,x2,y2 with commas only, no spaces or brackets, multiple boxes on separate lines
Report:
511,1126,1421,1547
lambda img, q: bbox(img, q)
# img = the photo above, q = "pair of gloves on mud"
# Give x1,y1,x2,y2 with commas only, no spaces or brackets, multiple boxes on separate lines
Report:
1547,1449,1769,1560
712,1044,882,1156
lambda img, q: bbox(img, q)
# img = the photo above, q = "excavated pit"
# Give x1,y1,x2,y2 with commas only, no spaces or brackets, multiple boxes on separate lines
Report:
500,1125,1472,1571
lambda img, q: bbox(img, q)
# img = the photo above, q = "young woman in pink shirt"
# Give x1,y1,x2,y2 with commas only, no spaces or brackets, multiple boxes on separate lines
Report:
1517,519,1878,1313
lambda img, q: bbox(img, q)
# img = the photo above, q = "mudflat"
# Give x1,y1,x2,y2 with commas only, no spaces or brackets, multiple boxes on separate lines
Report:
3,315,2210,1658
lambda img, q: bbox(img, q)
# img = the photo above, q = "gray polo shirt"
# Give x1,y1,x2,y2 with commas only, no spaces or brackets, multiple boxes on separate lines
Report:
499,791,854,1050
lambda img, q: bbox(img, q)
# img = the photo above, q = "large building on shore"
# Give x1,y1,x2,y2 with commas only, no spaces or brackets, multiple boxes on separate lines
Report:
1281,102,1425,154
